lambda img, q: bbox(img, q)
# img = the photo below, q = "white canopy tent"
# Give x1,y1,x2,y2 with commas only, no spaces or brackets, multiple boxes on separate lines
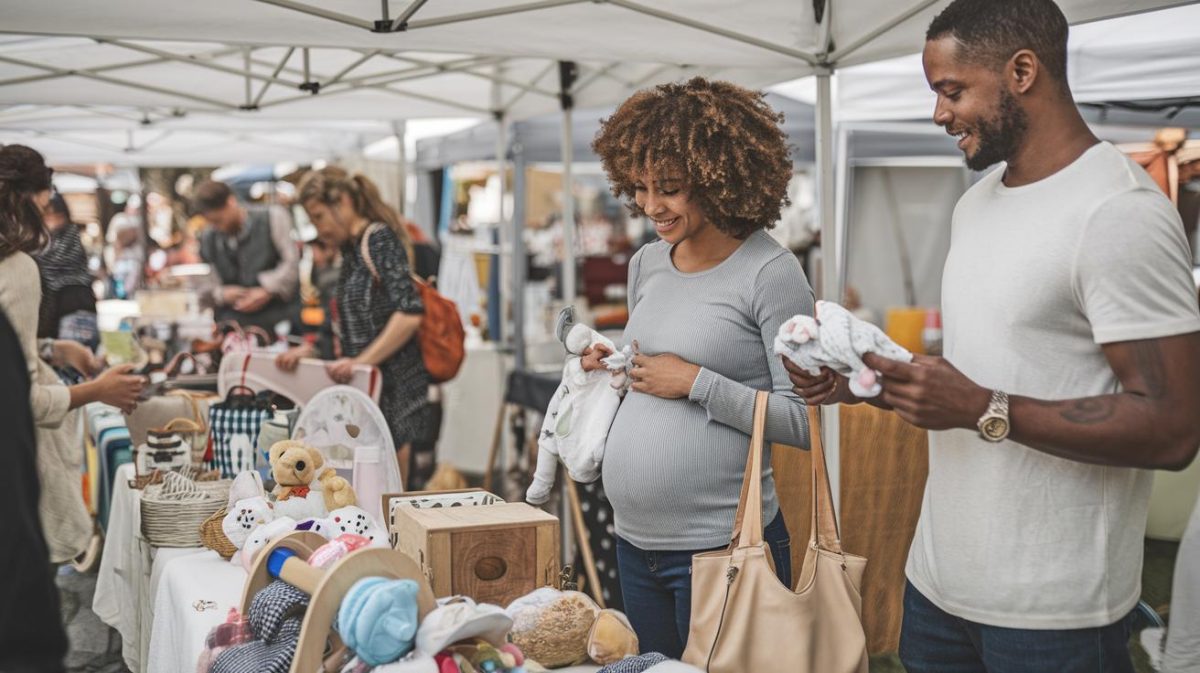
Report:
771,2,1200,124
2,0,1191,511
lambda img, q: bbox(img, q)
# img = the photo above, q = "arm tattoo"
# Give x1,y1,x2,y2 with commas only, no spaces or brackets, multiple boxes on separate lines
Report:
1059,397,1118,425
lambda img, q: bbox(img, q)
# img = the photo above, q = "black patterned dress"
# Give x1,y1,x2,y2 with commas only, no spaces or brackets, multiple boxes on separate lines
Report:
338,224,433,447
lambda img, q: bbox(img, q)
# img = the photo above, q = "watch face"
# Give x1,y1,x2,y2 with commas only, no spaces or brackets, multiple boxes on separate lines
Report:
981,416,1009,441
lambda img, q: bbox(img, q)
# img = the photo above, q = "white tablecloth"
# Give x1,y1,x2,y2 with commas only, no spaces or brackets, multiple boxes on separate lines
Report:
146,551,246,673
92,464,221,673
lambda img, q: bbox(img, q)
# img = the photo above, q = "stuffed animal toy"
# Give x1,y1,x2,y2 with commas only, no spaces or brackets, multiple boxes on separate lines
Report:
587,609,639,665
325,505,389,547
774,300,913,398
292,506,390,548
268,439,357,512
239,516,297,571
317,467,357,510
526,322,631,505
221,496,275,549
506,588,600,668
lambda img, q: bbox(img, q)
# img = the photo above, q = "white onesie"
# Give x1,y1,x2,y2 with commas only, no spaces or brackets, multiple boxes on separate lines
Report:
526,323,629,505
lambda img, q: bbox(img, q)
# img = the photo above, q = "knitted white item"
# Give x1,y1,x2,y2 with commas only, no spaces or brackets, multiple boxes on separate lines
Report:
773,300,913,398
526,324,628,505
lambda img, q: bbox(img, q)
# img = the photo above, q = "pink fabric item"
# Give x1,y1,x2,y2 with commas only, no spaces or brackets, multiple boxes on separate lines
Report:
434,653,458,673
499,643,524,666
307,534,371,568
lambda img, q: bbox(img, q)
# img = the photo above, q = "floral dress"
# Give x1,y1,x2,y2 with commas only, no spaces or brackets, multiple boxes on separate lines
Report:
337,224,433,446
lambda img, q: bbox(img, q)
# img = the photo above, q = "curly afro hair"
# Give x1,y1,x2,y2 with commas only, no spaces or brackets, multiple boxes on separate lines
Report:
591,77,792,240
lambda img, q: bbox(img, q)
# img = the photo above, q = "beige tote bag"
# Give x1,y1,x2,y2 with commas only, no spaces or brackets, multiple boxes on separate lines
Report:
682,392,869,673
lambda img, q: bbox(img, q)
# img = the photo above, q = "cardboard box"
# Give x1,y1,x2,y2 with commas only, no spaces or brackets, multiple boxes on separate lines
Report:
385,489,560,605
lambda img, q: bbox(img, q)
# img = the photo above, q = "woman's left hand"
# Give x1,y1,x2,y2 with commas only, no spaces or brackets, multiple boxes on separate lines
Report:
53,340,102,377
630,350,701,399
325,357,357,384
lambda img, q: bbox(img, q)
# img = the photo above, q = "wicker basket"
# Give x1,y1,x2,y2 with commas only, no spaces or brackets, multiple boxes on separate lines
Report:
200,508,238,559
140,472,228,548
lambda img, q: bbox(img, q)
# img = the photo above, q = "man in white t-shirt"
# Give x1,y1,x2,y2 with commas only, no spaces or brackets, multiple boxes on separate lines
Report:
786,0,1200,669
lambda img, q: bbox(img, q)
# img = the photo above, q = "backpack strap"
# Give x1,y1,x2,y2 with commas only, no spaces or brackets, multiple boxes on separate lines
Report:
359,222,385,285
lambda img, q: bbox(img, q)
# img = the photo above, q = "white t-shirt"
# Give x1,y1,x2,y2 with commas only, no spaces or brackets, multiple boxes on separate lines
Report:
906,142,1200,629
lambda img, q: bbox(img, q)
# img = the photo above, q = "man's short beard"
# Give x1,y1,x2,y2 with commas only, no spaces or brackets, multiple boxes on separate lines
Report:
965,89,1029,171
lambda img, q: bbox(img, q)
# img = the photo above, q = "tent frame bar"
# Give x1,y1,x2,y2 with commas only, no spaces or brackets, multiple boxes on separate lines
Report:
0,54,238,110
254,0,372,30
251,47,296,108
388,0,430,32
504,62,558,112
606,0,818,65
96,38,303,88
401,0,589,31
828,0,941,63
254,0,818,65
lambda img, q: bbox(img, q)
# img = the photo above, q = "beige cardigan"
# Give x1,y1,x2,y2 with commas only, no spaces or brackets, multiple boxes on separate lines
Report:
0,252,91,563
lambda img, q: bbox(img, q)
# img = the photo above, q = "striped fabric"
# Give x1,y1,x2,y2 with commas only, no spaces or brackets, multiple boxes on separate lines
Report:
35,223,93,292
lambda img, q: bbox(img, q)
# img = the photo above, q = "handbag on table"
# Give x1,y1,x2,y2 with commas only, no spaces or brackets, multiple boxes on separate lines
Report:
208,385,273,478
681,392,869,673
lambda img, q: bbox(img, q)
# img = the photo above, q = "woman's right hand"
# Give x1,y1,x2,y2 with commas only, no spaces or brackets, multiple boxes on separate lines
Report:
275,344,313,372
92,363,145,413
781,358,858,406
580,343,614,373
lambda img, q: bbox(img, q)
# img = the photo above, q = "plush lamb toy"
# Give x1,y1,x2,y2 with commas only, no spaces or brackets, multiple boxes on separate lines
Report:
773,300,913,398
526,321,631,505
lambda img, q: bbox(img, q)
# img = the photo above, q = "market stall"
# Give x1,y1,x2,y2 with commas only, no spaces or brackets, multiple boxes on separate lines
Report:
6,0,1199,669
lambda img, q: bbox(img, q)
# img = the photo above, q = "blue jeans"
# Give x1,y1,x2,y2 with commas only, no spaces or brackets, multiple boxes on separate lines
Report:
900,581,1136,673
615,510,791,659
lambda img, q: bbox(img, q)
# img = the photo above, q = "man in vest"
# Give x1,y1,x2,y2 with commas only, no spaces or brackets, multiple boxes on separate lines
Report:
194,180,299,332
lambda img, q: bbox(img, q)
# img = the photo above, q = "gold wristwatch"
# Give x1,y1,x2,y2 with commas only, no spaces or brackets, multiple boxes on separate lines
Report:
977,390,1010,442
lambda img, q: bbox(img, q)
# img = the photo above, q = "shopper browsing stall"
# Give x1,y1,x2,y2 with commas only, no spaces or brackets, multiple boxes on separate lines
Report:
278,168,432,486
589,77,813,658
35,192,96,341
0,144,145,563
194,179,300,332
788,0,1200,669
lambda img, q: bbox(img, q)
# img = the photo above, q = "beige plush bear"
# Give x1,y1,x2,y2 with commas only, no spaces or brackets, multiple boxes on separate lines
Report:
317,467,357,510
268,440,357,511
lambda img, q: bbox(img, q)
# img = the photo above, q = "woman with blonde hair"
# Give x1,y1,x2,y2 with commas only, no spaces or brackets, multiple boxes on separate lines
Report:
277,168,430,481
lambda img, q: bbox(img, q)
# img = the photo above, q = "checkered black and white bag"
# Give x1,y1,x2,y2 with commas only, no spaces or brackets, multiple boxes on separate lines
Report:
208,385,272,478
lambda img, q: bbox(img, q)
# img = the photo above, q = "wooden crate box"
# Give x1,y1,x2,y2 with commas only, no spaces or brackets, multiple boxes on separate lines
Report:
387,492,560,606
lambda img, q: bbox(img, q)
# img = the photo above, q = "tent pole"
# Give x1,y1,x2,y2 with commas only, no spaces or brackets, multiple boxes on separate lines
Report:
559,61,578,307
512,147,528,371
494,71,510,346
392,120,407,216
815,67,843,519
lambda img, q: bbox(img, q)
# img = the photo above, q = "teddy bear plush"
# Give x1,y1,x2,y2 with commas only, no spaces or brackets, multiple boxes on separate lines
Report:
268,440,358,513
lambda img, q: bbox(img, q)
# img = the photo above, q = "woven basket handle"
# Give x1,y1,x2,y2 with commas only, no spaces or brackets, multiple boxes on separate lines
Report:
158,472,206,501
158,417,203,435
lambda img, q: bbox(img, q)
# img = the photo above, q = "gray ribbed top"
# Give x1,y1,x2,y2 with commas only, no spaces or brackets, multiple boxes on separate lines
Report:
602,230,813,550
